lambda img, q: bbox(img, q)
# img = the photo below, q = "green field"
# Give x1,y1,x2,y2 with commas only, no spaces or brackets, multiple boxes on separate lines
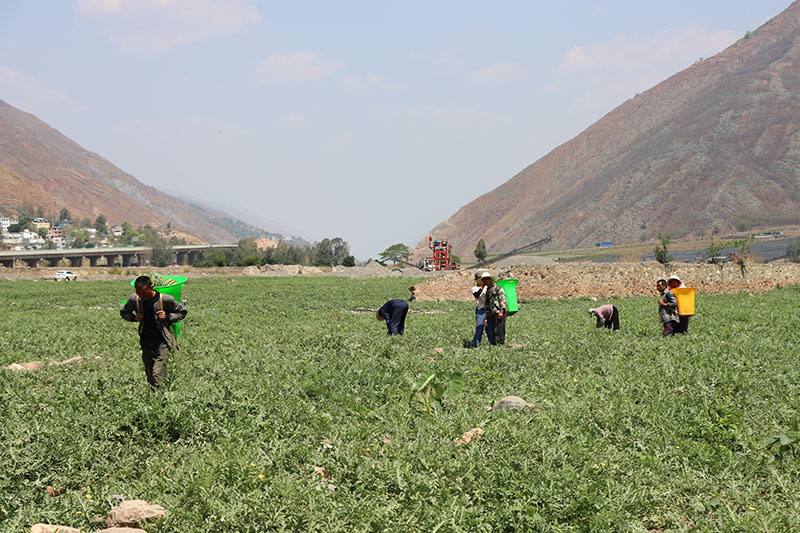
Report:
1,277,799,532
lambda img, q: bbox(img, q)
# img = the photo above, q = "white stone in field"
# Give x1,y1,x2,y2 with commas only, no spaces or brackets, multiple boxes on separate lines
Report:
4,363,26,371
106,500,167,528
30,524,80,533
22,361,46,371
488,396,533,412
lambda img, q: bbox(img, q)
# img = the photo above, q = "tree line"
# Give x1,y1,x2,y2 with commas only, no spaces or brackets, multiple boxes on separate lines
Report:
193,237,355,268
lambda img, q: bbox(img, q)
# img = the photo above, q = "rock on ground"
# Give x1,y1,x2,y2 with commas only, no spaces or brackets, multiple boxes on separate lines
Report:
455,428,485,446
95,527,147,533
106,500,166,528
489,396,533,412
30,525,80,533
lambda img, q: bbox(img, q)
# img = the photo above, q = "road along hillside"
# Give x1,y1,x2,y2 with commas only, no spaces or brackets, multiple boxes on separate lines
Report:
411,262,800,301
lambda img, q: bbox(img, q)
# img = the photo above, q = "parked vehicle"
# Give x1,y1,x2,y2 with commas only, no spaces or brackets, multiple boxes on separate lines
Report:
54,270,77,281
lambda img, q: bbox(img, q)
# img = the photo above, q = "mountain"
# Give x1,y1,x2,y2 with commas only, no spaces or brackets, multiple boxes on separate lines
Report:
414,1,800,259
0,99,268,243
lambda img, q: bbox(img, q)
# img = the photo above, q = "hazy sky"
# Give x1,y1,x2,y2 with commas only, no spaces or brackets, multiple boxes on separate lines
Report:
0,1,791,258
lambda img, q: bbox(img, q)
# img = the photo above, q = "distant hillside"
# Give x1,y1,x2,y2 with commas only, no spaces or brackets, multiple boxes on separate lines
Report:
0,99,272,243
414,1,800,259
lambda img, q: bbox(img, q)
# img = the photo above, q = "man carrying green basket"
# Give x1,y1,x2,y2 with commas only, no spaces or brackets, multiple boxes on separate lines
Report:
120,275,187,388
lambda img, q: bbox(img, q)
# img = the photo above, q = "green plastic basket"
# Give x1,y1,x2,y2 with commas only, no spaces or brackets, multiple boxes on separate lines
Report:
495,278,519,315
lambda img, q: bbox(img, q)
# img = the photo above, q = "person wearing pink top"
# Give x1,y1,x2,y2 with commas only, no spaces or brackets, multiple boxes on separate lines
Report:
588,304,619,330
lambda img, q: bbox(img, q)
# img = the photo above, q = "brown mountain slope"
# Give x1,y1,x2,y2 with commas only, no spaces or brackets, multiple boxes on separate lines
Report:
0,99,244,243
414,1,800,258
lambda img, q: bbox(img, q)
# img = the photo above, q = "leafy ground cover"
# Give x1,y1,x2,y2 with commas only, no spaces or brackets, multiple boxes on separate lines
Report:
1,277,799,531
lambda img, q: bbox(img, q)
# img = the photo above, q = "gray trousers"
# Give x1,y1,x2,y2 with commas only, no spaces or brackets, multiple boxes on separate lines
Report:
141,343,169,388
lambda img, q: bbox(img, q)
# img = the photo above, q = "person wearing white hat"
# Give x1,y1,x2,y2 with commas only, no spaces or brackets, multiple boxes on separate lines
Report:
667,275,689,333
470,273,493,347
588,304,619,330
481,272,507,345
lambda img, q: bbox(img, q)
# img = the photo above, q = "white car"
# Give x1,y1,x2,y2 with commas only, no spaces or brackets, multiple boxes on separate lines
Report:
54,270,77,281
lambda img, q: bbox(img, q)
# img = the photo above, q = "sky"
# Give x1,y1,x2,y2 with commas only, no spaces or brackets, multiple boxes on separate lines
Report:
0,0,792,258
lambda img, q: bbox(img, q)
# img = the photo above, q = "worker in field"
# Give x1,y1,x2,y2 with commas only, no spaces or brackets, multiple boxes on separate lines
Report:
471,272,493,347
481,272,507,345
667,275,689,334
588,304,620,330
656,278,679,337
377,299,410,335
121,275,187,388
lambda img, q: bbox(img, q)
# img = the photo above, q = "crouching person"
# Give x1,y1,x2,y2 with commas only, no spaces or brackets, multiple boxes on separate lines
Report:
121,275,187,388
589,304,619,330
377,299,409,335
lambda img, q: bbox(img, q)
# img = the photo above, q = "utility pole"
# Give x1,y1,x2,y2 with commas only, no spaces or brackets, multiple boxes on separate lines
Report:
52,196,57,226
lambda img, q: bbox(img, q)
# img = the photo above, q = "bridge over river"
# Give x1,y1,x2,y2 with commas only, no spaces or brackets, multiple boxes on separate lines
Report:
0,244,237,268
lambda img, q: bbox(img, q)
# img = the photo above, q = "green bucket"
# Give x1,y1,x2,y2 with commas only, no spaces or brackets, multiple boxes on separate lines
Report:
495,278,519,315
129,275,187,339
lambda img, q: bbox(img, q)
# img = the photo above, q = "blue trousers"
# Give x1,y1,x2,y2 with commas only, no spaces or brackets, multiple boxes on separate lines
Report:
472,309,493,347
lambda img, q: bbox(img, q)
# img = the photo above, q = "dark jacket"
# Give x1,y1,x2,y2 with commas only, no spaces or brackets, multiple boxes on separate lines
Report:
658,289,679,324
121,293,187,350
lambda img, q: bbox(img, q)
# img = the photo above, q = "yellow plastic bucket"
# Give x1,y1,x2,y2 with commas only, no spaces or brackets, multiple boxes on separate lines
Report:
672,287,696,316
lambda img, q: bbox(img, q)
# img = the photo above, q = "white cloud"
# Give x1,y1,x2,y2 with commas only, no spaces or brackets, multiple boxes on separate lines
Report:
433,49,462,74
338,74,385,91
0,66,79,117
467,62,523,83
254,50,338,83
76,0,261,55
558,26,738,74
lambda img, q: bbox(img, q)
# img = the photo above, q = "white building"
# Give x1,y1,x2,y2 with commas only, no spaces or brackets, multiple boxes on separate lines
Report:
1,217,19,232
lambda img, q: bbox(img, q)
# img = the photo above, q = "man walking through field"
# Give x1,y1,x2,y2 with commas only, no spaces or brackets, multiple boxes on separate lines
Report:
121,275,187,388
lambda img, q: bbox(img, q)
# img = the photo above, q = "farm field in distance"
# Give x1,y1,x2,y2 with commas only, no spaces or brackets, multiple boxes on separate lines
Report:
1,277,800,531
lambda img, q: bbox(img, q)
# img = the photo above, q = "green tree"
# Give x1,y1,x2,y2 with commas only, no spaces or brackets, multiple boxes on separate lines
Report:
37,228,48,238
312,237,350,266
342,255,356,267
730,237,753,278
654,233,673,268
234,238,262,266
69,229,87,249
150,238,173,267
379,243,410,266
36,206,46,219
80,217,92,228
704,237,725,264
94,214,108,234
474,239,487,262
786,238,800,263
59,208,71,222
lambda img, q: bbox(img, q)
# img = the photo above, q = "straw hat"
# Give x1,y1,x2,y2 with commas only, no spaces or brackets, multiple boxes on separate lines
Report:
480,271,493,280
